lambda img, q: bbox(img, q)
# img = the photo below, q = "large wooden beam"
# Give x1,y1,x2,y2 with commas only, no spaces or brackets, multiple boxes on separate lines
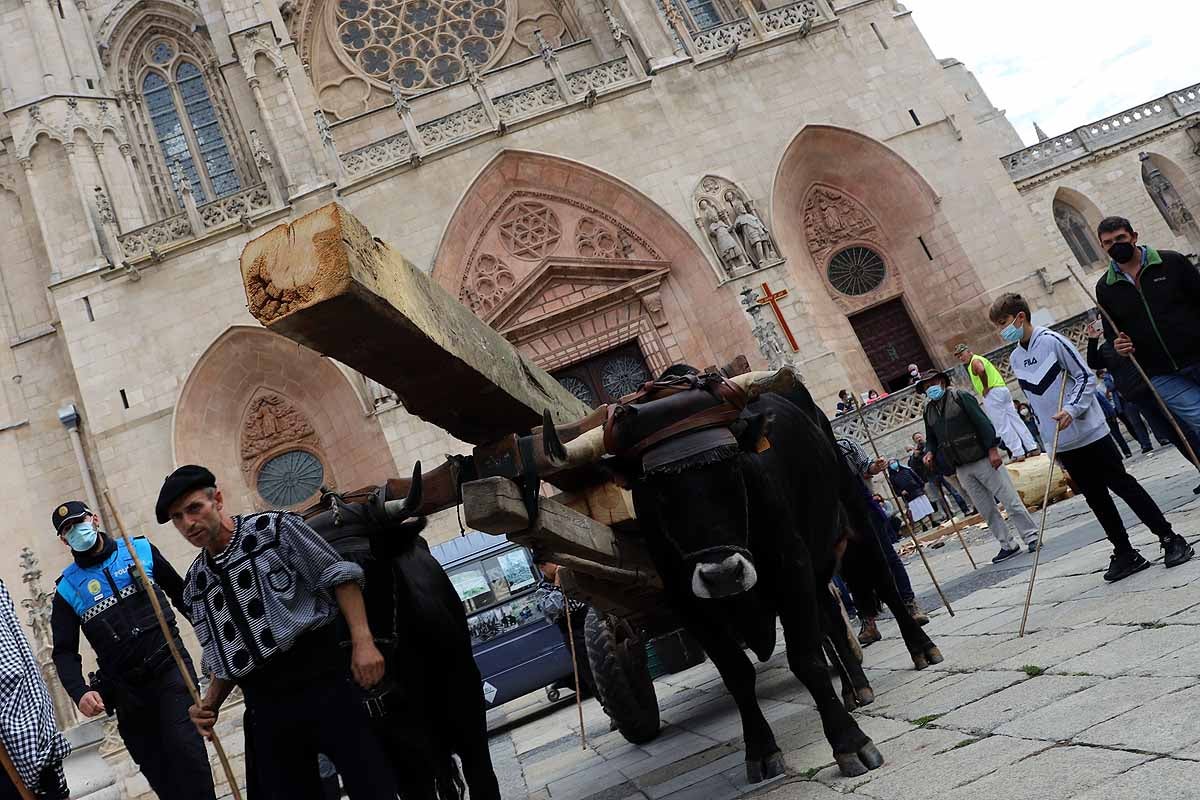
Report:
239,203,589,444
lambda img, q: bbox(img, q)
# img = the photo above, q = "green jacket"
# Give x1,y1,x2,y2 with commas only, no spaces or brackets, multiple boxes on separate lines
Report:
923,387,999,469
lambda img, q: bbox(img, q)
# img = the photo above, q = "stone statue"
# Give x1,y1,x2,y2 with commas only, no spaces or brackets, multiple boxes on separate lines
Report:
733,200,777,267
700,198,747,275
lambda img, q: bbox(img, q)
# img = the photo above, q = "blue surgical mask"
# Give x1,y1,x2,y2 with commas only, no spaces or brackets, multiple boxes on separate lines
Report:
1000,322,1024,343
925,385,945,402
65,521,98,553
889,461,899,471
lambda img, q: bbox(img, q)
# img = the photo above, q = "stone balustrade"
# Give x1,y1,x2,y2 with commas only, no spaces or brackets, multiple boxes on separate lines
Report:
117,213,194,260
691,0,823,57
116,182,277,262
198,183,273,230
1003,83,1200,181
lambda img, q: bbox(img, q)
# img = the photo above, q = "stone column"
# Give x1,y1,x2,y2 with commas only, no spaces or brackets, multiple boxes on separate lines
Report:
464,61,503,132
0,50,15,107
19,158,58,274
93,186,123,262
534,29,577,102
117,142,151,225
20,548,78,730
389,79,427,160
73,0,107,92
278,65,330,182
613,0,678,67
249,129,284,208
247,76,296,195
46,0,84,92
313,110,347,182
63,141,105,261
737,0,767,37
603,6,648,78
659,0,697,58
20,0,55,93
171,160,204,233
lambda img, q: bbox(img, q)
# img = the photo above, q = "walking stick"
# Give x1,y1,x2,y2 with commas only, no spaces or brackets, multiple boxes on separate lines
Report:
1019,375,1070,637
102,492,244,800
558,579,588,750
0,738,35,800
1063,263,1200,476
935,483,977,570
852,401,954,615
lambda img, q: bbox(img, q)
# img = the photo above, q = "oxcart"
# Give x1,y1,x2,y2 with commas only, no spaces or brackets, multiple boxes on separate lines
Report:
240,203,733,743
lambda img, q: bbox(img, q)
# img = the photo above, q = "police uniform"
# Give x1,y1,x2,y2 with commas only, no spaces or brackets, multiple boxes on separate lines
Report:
48,501,215,800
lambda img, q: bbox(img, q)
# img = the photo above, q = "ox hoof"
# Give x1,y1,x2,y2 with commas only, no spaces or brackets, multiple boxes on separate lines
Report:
857,686,876,706
925,646,944,665
858,741,884,770
911,652,930,670
842,691,856,712
745,751,786,784
835,753,868,778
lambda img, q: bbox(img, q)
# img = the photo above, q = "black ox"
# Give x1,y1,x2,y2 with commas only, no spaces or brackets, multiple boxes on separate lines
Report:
303,471,502,800
542,367,943,783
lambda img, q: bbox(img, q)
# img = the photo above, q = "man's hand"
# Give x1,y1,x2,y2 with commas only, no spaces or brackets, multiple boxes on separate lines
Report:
189,701,219,740
988,448,1004,470
351,638,386,689
1085,320,1103,340
923,452,934,469
868,458,886,476
1114,332,1135,356
77,691,105,718
1052,410,1074,431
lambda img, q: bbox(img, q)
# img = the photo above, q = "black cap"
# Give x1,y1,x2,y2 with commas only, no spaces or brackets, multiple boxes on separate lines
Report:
52,501,93,535
916,369,952,393
156,465,217,524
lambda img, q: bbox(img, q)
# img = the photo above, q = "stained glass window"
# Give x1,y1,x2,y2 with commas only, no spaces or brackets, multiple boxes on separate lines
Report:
827,246,887,296
176,63,241,198
1053,202,1101,268
684,0,721,30
257,450,325,506
142,71,204,203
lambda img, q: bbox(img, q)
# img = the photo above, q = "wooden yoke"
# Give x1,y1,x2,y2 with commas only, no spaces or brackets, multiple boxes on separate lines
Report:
239,203,590,444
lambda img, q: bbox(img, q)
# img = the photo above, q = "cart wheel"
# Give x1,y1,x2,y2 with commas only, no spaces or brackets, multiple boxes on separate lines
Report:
585,608,660,744
546,687,561,703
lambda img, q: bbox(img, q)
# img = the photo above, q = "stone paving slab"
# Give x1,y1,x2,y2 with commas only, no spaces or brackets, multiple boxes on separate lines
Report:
1074,684,1200,753
787,727,963,784
943,744,1151,800
934,674,1100,734
991,624,1135,670
995,676,1195,741
867,670,1028,721
1053,625,1200,677
1070,758,1200,800
776,715,915,775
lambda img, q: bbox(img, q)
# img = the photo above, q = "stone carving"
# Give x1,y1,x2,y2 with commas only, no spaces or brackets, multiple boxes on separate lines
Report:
733,200,777,266
1141,152,1197,235
313,109,335,147
498,200,561,260
21,548,77,730
802,185,878,257
94,187,115,224
318,76,372,120
515,14,565,55
459,253,516,315
643,291,668,326
700,198,747,275
342,132,414,177
739,287,793,370
533,28,557,65
694,176,781,273
245,252,317,322
241,393,316,465
602,6,628,43
494,80,562,119
565,58,635,96
249,130,272,170
576,217,619,259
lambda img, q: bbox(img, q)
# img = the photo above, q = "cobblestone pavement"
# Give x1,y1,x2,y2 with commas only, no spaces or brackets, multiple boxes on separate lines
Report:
488,448,1200,799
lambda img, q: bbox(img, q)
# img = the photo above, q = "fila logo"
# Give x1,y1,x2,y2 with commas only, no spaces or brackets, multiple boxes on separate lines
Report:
1023,357,1039,367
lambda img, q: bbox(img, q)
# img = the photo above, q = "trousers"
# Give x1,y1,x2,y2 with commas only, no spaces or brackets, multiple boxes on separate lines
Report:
983,386,1038,458
115,666,216,800
1105,414,1132,457
955,457,1039,549
0,762,68,800
1150,364,1200,438
1056,436,1174,553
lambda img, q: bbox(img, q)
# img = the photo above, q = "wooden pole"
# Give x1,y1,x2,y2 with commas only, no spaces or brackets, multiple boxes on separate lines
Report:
1019,376,1069,637
935,483,978,570
0,737,36,800
851,400,954,616
1062,262,1200,475
558,578,588,750
102,491,244,800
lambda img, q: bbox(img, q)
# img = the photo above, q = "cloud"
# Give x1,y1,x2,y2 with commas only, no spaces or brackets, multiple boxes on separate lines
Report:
903,0,1197,145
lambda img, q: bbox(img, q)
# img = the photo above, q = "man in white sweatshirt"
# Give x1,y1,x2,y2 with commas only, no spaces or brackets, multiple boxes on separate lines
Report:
989,292,1193,582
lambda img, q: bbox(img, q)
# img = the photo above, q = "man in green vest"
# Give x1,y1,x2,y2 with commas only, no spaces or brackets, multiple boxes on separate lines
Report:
954,343,1041,461
918,369,1040,562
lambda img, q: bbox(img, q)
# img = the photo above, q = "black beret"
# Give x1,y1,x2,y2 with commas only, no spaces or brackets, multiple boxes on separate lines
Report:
52,500,93,534
156,465,217,524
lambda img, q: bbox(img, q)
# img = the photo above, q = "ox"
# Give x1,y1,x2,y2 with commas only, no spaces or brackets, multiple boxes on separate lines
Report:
542,367,943,783
303,470,502,800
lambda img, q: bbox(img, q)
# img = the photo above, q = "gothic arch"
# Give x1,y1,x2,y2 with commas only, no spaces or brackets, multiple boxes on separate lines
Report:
1052,186,1105,269
173,326,394,512
432,149,761,375
1140,151,1200,246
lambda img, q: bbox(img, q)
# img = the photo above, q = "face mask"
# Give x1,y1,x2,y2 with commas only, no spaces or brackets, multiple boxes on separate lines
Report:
65,521,98,553
889,461,899,471
1107,241,1136,263
1000,321,1023,343
925,385,945,402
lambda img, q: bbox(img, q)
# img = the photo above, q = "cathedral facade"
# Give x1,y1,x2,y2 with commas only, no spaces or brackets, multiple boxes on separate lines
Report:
0,0,1198,622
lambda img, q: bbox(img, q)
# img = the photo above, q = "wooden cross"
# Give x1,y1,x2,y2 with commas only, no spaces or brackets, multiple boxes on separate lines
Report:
756,282,799,352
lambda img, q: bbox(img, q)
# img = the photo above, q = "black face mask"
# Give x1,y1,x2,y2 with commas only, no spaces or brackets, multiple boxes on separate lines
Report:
1107,241,1136,263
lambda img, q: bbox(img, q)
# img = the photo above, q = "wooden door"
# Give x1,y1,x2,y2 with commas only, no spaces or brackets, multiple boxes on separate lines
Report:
552,342,652,408
847,298,933,393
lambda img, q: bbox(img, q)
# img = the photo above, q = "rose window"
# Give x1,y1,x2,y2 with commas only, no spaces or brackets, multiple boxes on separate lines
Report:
576,217,618,259
827,246,886,296
257,450,325,507
333,0,510,93
557,376,598,407
498,201,561,260
600,354,651,398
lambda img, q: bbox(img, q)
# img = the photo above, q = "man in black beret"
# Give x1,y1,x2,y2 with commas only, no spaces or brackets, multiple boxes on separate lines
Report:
49,500,214,800
158,466,396,800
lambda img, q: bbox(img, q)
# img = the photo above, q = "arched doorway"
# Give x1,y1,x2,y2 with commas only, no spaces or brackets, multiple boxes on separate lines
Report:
772,125,981,392
173,326,395,512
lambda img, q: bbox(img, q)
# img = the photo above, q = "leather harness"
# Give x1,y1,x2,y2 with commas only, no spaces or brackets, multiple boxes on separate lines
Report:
603,372,750,460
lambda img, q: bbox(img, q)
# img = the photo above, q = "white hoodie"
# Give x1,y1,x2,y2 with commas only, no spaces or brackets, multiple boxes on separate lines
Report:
1008,326,1109,453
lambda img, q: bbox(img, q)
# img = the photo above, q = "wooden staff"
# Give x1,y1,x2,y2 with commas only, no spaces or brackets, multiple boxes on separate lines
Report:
1019,376,1069,637
0,739,35,800
934,483,978,570
852,401,954,616
558,577,588,750
1063,262,1200,474
102,492,244,800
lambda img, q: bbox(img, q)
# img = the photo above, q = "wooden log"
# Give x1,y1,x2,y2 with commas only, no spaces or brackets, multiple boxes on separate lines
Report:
1005,454,1072,510
553,482,638,532
558,568,660,618
239,203,589,445
461,477,656,575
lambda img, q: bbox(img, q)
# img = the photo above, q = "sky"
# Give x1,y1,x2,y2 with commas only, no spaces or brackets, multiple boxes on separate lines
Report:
902,0,1198,146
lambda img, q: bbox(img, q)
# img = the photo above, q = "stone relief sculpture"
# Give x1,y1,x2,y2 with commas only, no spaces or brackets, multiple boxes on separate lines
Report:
694,175,783,276
241,393,317,465
739,286,793,370
802,185,877,257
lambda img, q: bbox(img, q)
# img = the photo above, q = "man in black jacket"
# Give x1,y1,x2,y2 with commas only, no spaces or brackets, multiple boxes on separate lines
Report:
49,501,215,800
1095,216,1200,436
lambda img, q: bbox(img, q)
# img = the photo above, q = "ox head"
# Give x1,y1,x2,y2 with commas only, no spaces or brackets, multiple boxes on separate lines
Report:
542,368,800,600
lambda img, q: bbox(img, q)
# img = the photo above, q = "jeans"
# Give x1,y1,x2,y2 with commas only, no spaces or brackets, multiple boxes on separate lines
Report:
1056,435,1174,553
1105,414,1132,457
1117,407,1154,452
1150,364,1200,439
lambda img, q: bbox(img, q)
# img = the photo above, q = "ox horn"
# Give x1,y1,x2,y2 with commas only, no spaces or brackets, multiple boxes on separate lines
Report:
541,410,608,472
730,366,802,399
382,460,423,519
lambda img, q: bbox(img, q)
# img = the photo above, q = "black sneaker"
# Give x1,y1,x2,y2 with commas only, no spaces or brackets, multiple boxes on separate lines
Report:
1162,534,1194,568
1103,550,1152,582
992,546,1021,564
1026,537,1039,553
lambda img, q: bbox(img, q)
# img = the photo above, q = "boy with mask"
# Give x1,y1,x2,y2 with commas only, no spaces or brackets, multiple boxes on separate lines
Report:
988,293,1193,582
49,501,216,800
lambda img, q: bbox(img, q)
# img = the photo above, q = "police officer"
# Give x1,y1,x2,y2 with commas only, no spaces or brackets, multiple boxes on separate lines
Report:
48,501,216,800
